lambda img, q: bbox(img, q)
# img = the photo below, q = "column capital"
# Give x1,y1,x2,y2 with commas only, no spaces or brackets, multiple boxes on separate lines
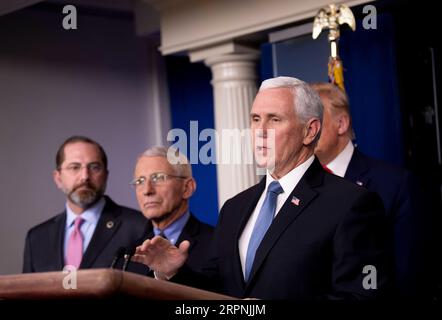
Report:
189,41,259,63
205,53,260,84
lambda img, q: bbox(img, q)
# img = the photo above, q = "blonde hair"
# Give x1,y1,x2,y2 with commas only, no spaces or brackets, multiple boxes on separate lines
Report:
310,82,355,140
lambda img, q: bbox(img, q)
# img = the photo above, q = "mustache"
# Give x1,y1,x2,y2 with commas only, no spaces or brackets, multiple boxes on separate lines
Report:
72,182,96,192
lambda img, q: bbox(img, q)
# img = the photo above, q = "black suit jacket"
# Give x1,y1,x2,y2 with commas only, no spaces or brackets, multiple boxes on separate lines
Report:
23,196,149,273
174,158,389,300
345,148,432,298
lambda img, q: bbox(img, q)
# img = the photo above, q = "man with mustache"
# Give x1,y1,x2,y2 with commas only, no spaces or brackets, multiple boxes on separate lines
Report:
23,136,148,272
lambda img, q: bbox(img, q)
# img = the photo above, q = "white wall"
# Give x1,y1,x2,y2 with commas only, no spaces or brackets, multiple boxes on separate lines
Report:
0,5,169,274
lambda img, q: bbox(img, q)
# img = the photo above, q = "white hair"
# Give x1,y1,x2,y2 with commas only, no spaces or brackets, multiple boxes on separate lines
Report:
259,76,323,126
138,146,192,177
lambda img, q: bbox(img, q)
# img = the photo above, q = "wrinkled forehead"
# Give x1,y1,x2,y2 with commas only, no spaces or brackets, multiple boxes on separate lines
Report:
135,156,175,175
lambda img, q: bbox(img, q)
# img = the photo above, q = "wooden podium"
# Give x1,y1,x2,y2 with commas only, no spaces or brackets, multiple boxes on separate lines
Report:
0,269,236,300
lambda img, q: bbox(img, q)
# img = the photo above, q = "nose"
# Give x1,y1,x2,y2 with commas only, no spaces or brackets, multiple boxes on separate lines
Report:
141,179,155,196
79,166,90,182
254,122,268,138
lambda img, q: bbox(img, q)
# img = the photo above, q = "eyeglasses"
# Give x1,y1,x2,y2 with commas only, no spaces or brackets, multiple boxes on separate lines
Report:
59,163,104,175
130,172,187,189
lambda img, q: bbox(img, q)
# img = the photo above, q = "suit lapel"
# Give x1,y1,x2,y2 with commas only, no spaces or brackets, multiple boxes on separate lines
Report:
54,213,66,269
176,214,198,250
80,198,122,268
245,159,323,288
231,178,266,289
345,148,371,188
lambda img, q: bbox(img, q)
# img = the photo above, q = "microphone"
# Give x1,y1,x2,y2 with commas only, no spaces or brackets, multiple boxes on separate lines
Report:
110,247,125,269
122,247,135,271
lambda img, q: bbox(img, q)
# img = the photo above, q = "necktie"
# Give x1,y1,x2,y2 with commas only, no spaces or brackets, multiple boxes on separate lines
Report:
322,164,333,174
245,181,283,281
66,217,84,269
158,231,167,240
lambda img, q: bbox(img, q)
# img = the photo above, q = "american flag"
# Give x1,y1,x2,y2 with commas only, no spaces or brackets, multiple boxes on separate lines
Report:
291,196,300,206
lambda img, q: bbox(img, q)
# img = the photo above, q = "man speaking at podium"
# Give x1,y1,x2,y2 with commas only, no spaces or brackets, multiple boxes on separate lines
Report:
132,77,390,300
23,136,148,273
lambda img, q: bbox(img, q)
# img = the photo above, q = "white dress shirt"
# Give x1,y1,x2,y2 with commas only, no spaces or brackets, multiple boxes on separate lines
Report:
238,155,315,276
326,141,355,178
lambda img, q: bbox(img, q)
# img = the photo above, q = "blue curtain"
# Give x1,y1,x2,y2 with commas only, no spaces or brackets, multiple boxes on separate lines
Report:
166,56,218,226
262,13,404,166
340,13,404,165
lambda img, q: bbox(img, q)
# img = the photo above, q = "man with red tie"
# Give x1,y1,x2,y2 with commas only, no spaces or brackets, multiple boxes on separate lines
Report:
311,82,434,300
23,136,148,272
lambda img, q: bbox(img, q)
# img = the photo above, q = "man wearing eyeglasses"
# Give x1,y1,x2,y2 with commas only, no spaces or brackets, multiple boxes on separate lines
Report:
23,135,149,272
130,146,213,274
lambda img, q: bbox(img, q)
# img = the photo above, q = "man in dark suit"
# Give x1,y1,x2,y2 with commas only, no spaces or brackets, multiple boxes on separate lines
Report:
130,146,213,274
23,136,148,273
132,77,389,300
311,82,433,299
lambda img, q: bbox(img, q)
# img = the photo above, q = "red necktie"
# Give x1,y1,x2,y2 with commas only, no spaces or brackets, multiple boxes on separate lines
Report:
65,217,84,269
322,164,333,174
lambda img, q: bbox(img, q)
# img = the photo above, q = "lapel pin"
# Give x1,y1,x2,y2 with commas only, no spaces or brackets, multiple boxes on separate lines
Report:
356,181,363,186
106,221,114,229
291,196,300,206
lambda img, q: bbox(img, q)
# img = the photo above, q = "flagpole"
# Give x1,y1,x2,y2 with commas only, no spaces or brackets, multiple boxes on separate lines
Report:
312,3,356,91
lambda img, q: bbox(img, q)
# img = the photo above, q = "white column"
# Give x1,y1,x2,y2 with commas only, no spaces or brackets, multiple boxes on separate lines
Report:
205,53,260,208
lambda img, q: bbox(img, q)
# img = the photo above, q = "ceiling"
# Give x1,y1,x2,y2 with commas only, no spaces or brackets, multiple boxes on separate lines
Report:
0,0,136,16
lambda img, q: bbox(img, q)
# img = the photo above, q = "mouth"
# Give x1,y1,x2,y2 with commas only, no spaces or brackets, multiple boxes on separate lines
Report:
143,202,161,209
255,146,271,154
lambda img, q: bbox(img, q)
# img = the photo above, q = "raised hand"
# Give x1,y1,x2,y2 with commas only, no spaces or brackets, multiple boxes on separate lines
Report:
132,236,190,279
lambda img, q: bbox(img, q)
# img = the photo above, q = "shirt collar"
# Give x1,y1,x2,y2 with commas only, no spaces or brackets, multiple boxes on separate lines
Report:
154,210,190,244
265,155,315,194
326,141,354,178
65,197,105,228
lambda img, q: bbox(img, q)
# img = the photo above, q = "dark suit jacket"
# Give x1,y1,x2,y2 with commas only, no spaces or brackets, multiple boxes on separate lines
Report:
129,214,214,276
174,158,389,300
23,196,149,273
345,148,432,299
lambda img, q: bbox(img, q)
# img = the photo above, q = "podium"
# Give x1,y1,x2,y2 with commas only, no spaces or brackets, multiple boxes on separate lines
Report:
0,269,236,300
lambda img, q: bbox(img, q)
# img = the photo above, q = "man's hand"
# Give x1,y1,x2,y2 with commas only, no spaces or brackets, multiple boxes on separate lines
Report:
132,236,190,279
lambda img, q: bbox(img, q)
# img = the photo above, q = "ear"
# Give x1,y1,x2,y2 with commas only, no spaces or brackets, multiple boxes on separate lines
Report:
303,118,321,146
337,113,350,136
53,169,63,189
182,178,196,200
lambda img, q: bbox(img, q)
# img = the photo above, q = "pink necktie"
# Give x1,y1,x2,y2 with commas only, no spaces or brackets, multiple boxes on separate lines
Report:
66,217,84,268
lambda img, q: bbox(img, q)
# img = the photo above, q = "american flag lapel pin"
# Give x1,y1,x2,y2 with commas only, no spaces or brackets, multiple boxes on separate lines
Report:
291,196,300,206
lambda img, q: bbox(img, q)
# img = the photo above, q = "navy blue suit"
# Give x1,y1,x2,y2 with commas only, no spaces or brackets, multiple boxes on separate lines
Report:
23,196,149,273
345,148,432,299
173,159,390,300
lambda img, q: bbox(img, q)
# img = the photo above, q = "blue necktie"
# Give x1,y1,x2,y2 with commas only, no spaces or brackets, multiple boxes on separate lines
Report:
245,180,283,281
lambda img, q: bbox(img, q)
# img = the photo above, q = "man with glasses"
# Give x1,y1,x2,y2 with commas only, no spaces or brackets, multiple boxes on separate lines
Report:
131,146,213,273
23,136,149,272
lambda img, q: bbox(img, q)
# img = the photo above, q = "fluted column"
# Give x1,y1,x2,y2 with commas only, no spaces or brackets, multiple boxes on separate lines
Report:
205,53,260,208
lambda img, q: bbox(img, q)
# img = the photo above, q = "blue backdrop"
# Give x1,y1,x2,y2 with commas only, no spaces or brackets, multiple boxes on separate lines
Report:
166,56,218,226
263,13,404,166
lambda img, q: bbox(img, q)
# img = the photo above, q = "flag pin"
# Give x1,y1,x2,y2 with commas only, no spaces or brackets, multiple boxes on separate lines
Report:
291,196,300,206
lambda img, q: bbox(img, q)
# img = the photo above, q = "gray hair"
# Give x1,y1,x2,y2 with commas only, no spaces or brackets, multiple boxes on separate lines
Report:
259,76,323,126
138,146,192,177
